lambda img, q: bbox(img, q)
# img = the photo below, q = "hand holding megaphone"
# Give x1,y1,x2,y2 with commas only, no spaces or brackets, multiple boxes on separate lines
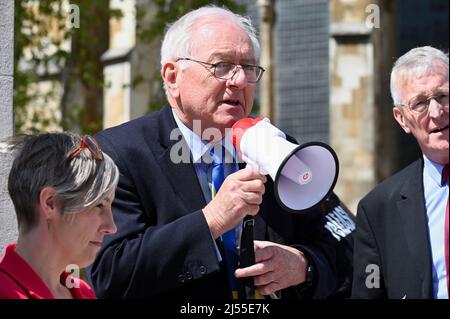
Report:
232,117,339,213
202,166,266,239
231,117,339,299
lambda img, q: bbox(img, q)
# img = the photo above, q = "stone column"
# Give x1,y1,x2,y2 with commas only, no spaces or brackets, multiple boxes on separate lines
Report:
0,1,17,252
102,0,161,129
329,0,377,213
258,0,275,122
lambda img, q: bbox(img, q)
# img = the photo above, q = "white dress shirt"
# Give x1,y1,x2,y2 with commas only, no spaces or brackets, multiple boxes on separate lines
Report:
423,155,449,299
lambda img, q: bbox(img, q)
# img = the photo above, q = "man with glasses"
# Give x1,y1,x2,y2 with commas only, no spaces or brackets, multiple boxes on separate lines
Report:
88,6,338,299
352,46,449,299
175,58,265,84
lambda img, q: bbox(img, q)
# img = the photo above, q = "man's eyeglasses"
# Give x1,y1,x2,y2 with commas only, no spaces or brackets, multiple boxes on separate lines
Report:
177,58,265,83
68,135,103,161
398,90,449,113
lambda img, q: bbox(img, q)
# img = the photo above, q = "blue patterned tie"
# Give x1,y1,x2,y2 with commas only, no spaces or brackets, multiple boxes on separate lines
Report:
210,145,240,299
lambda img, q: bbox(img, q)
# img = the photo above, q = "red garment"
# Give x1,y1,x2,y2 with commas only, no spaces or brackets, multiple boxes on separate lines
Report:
442,164,449,297
0,243,96,299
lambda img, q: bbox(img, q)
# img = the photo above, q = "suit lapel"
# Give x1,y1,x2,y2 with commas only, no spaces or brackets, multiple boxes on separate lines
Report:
396,159,433,298
145,106,206,213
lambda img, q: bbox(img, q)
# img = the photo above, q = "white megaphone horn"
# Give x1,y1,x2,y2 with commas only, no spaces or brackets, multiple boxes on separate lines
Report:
232,117,339,213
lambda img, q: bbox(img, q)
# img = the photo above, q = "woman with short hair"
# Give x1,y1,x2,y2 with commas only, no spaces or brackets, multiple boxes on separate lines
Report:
0,132,119,299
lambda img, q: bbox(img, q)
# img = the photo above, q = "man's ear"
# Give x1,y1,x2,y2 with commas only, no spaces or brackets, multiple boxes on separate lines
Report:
39,187,59,220
393,106,412,134
161,61,180,98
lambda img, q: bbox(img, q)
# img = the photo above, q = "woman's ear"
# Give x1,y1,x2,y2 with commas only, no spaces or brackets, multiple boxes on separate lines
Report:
39,187,59,220
393,106,412,134
162,61,180,98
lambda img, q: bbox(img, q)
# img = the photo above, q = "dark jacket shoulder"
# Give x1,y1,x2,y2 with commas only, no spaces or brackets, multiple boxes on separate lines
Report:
359,158,422,210
96,109,163,143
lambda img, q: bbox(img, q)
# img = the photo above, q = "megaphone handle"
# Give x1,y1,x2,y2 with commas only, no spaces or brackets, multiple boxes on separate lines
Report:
239,214,256,298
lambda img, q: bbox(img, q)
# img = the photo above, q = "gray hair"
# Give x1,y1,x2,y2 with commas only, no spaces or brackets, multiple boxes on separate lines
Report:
4,132,119,233
160,5,260,95
390,46,449,106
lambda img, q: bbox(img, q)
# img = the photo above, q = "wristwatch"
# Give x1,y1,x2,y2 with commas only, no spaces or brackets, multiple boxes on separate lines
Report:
297,254,316,297
304,263,315,287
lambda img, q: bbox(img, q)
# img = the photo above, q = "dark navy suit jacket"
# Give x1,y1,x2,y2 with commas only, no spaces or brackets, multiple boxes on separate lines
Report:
89,106,338,298
352,159,434,298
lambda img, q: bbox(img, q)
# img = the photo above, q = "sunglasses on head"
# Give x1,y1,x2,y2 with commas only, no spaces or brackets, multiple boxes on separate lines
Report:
68,135,103,161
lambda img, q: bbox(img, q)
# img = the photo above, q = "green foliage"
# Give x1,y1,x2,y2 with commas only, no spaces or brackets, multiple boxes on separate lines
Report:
14,0,246,132
13,0,69,132
14,0,113,134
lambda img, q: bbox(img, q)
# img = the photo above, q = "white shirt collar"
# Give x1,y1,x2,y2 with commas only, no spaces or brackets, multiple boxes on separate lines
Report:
171,108,236,163
423,154,446,187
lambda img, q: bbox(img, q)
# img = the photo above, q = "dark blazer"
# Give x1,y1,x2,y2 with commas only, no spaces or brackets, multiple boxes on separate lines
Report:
352,158,434,299
89,106,337,299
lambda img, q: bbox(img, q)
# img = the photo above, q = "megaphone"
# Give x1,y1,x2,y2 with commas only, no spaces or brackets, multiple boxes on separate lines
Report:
232,117,339,213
